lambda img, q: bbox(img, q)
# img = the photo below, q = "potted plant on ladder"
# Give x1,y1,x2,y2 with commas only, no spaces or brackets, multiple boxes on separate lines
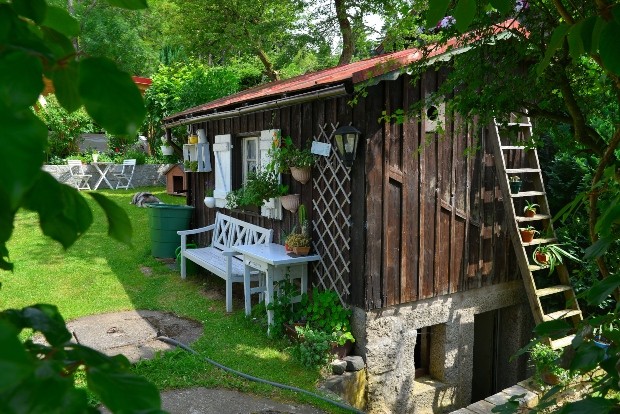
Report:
509,176,522,194
532,243,580,273
523,200,539,217
519,225,538,243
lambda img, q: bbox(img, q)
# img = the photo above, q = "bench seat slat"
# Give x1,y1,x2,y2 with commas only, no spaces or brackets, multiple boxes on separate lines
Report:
183,247,253,281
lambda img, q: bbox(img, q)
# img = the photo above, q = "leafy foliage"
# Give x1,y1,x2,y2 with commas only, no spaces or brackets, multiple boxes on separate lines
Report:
225,170,287,209
0,0,162,412
36,94,95,159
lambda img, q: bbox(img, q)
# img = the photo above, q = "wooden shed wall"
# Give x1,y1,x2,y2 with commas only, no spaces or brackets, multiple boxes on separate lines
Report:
184,67,519,311
363,69,520,310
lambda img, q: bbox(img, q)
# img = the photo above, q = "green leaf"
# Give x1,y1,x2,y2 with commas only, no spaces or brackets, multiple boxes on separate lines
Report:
0,109,47,211
42,6,79,37
534,319,571,338
489,0,512,14
89,192,133,245
425,0,450,29
571,16,598,54
454,0,476,33
69,344,131,370
537,23,570,76
78,57,146,136
104,0,148,10
569,341,605,372
557,397,618,413
87,368,162,413
599,20,620,75
51,61,82,113
0,52,44,109
584,236,613,259
20,305,72,346
0,320,34,392
22,174,93,249
612,4,620,24
12,0,47,24
594,198,620,236
586,273,620,306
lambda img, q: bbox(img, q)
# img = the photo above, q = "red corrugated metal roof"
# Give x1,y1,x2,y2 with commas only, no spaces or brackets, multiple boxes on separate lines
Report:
166,20,521,120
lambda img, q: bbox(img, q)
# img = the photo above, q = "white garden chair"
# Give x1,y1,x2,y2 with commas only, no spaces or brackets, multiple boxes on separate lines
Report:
114,159,136,190
67,160,92,190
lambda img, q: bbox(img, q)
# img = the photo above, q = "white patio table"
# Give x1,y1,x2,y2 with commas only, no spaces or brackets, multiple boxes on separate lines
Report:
233,243,320,330
91,162,115,190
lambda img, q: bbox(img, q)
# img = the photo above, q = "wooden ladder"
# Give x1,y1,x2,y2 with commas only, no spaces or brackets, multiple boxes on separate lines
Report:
489,115,582,349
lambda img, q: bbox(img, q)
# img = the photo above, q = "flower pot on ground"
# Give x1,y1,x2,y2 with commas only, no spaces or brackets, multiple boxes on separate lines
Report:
280,194,300,213
519,226,538,243
523,200,539,217
509,176,522,194
529,343,567,386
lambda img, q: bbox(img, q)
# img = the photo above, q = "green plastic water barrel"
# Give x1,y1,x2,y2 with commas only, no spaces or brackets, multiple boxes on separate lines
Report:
147,204,195,258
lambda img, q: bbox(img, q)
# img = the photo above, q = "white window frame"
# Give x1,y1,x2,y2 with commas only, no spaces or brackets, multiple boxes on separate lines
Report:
242,136,259,185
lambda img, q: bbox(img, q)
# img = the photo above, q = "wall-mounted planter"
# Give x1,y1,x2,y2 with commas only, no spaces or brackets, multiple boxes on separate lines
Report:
204,196,216,208
290,166,311,184
280,194,300,213
161,145,174,156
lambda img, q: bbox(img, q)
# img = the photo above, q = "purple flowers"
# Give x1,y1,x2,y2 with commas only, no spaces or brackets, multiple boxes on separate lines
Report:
436,16,456,29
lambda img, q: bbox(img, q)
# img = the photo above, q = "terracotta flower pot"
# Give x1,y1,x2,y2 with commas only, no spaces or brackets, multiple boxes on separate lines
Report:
280,194,300,213
290,166,311,185
535,252,548,264
330,340,354,359
520,229,536,243
284,243,292,252
293,246,310,256
525,209,536,218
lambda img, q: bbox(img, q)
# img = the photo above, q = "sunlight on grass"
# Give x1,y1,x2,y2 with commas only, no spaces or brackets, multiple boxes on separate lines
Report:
2,187,338,412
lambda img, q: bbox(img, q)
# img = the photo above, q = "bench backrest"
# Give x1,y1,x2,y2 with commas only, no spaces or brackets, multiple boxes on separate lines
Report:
211,212,272,250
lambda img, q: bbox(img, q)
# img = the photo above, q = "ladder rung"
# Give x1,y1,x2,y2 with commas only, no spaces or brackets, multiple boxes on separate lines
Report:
528,264,545,271
550,335,575,350
536,285,573,297
511,191,546,198
522,238,558,246
506,168,541,173
516,214,552,222
501,145,526,150
543,309,581,322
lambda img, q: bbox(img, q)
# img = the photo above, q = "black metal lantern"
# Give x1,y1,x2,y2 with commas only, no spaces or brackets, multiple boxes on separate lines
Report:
334,125,361,168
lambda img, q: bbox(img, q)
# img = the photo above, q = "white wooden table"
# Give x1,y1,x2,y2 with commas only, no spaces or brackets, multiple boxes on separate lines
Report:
91,162,115,190
233,243,320,329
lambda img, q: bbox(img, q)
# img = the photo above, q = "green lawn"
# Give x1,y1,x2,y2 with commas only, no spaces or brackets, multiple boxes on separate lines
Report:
2,187,341,412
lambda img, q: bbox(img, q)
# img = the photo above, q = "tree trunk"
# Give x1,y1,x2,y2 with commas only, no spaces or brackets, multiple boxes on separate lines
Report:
256,48,279,81
335,0,354,65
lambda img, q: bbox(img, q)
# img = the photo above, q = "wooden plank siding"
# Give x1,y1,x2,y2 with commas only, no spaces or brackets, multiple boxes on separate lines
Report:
185,68,517,311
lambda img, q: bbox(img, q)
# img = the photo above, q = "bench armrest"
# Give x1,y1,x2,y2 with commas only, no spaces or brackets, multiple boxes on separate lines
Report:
221,248,242,257
177,224,215,236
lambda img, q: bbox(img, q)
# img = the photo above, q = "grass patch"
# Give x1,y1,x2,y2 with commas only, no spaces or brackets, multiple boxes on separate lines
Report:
3,187,345,413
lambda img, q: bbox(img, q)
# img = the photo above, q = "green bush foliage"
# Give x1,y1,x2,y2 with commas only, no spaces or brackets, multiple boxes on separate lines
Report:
36,94,95,159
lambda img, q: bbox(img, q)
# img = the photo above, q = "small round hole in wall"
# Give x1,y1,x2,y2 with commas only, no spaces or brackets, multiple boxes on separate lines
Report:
427,105,439,121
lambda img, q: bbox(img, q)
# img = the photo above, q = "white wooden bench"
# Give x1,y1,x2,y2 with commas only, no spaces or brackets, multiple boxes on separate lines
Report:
177,212,273,312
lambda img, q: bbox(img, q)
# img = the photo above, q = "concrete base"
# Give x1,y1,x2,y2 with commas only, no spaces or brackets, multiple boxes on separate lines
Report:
321,370,367,410
351,281,534,413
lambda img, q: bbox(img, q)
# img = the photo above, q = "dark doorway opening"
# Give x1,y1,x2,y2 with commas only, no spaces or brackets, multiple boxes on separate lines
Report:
471,309,500,402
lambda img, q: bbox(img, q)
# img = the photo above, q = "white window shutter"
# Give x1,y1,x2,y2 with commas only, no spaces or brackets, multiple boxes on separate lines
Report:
259,129,282,220
213,134,232,208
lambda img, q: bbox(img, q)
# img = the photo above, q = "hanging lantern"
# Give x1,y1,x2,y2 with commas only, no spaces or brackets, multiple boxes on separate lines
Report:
334,125,361,168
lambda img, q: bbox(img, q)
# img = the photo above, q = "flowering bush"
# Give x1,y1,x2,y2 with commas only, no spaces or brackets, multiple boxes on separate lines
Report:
436,16,456,29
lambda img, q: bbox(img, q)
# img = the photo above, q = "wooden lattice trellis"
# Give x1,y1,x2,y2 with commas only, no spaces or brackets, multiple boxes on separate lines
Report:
312,123,352,305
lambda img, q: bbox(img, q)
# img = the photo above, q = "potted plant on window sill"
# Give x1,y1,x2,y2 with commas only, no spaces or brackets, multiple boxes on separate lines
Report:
225,170,288,210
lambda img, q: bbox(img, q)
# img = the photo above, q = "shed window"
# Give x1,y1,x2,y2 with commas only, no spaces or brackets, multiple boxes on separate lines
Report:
242,136,258,185
415,326,432,378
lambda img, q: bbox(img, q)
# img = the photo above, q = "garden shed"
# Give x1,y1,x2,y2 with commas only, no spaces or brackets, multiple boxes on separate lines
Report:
163,22,534,413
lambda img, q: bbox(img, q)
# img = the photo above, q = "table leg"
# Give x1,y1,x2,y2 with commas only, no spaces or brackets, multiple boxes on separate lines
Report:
101,165,114,189
92,164,105,190
265,265,275,333
243,262,251,316
301,263,308,296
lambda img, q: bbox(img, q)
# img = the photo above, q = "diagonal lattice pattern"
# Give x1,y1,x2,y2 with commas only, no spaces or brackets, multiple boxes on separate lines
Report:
312,123,351,305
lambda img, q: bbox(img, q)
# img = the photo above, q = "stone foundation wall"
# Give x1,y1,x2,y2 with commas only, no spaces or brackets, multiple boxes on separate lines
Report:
44,164,174,189
351,281,534,414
